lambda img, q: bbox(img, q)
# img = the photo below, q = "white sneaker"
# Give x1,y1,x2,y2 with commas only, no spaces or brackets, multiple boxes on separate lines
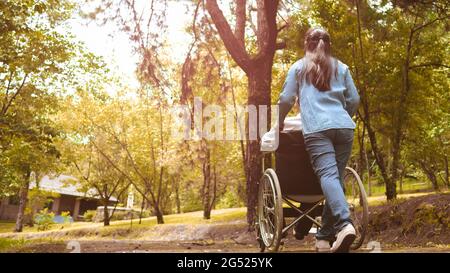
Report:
315,239,331,253
331,224,356,253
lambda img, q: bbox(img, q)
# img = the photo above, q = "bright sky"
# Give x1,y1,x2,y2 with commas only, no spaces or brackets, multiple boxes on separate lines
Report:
68,1,192,89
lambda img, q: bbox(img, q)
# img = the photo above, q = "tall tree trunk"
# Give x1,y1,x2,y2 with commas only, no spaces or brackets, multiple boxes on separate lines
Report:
358,123,372,196
356,123,364,174
245,66,272,229
419,161,439,191
387,27,415,200
363,137,372,196
175,181,181,214
353,0,393,199
139,195,145,224
202,145,212,220
387,60,411,200
357,99,394,198
103,200,110,226
15,169,31,232
444,155,449,188
154,205,164,224
399,166,404,194
28,171,42,228
209,163,218,212
205,0,280,229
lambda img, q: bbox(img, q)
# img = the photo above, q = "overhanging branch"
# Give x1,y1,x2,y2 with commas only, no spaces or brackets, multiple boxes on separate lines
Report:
205,0,252,73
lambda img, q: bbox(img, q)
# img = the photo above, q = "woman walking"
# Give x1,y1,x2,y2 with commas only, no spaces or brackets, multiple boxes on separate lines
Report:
277,27,360,253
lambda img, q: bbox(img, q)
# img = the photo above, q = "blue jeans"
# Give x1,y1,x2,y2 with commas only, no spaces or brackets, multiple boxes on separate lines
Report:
303,129,354,241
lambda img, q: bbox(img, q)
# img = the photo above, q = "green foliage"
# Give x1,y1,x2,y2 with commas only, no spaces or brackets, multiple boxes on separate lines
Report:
60,211,72,224
140,210,151,218
109,211,132,221
83,210,96,222
0,0,99,201
180,187,204,213
215,189,245,209
34,208,55,231
280,0,449,196
0,0,109,201
91,209,150,222
25,188,59,219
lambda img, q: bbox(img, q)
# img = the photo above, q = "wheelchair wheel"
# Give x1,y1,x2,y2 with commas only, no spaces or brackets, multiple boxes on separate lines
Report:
257,168,283,252
344,167,369,250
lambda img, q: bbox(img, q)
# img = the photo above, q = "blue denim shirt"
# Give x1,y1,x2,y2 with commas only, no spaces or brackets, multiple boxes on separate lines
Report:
277,58,360,135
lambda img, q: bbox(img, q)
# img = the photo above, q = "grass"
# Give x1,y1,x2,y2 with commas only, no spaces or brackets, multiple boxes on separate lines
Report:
0,207,247,238
366,179,431,197
0,237,27,251
0,221,15,233
0,220,95,234
366,190,449,207
353,176,448,206
0,237,64,252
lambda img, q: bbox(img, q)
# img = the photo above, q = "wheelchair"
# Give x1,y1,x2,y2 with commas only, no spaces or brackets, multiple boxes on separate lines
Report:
256,130,369,252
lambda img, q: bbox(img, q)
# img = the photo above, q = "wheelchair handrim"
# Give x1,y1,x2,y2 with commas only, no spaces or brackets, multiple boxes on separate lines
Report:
257,169,283,250
344,167,369,250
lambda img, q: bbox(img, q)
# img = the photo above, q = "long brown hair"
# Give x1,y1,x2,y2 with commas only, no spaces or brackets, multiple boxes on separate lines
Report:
298,28,336,92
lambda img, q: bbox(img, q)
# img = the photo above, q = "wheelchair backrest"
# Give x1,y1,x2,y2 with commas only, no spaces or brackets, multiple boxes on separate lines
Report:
275,130,323,196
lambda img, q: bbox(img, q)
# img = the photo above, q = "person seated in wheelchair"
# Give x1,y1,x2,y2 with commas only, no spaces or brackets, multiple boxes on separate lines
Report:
276,27,360,253
262,114,323,242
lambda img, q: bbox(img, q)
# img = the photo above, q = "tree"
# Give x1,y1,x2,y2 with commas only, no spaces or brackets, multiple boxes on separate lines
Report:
0,0,82,231
205,0,285,228
63,138,131,226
